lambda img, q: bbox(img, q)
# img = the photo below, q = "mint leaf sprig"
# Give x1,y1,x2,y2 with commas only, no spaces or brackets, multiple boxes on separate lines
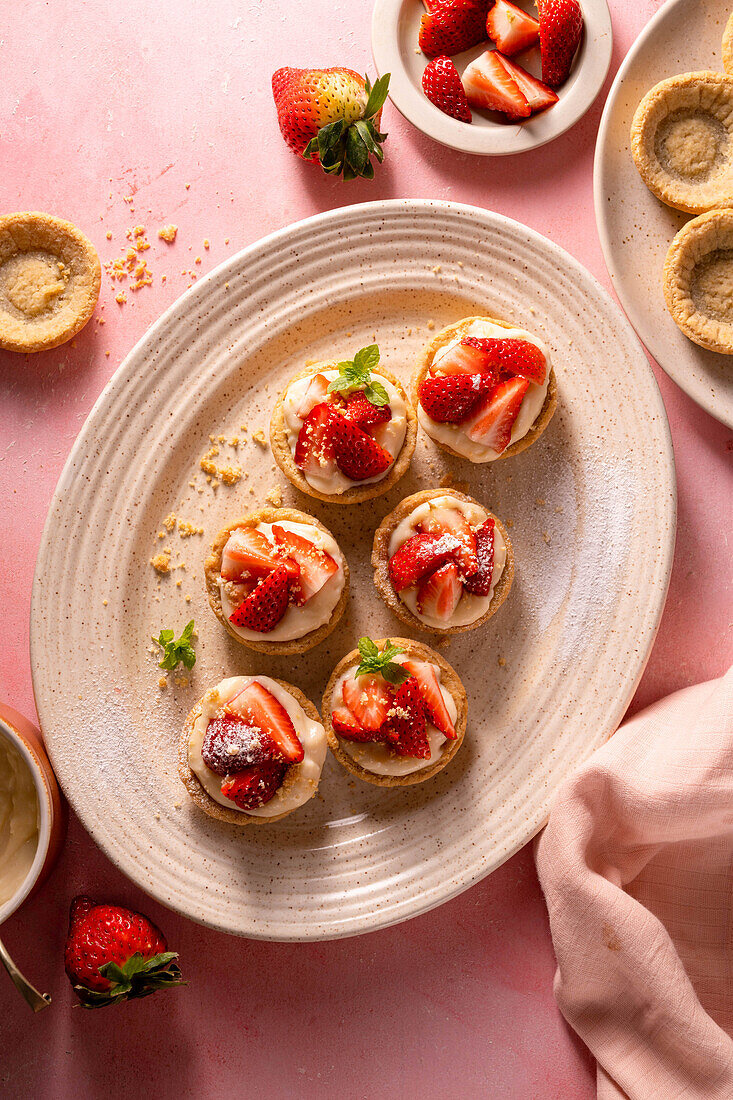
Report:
355,636,410,686
153,620,197,671
326,344,390,408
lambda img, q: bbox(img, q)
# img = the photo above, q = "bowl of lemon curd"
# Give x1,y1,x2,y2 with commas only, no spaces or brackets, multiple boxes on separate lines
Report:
0,704,65,925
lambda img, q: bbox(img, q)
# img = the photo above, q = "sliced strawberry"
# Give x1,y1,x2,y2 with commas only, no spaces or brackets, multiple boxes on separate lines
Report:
294,402,340,482
476,336,547,383
342,673,393,732
422,56,472,123
295,373,330,418
271,524,338,605
388,531,462,591
202,713,281,775
433,336,497,378
401,659,456,739
495,53,559,115
463,517,495,595
419,0,489,58
221,759,288,810
228,679,305,763
384,678,431,759
228,564,290,633
462,49,531,119
537,0,583,87
331,415,393,481
417,561,462,621
418,373,491,423
420,505,478,574
331,707,389,742
466,376,530,453
221,528,281,581
486,0,540,55
342,390,392,431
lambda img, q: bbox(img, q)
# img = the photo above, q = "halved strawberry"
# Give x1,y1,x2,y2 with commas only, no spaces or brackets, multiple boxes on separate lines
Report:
202,713,281,775
221,528,282,581
478,337,547,383
486,0,540,55
228,679,305,763
420,506,478,574
419,0,489,58
422,56,472,123
271,525,338,605
418,373,491,423
228,565,290,632
331,415,394,481
433,336,497,378
537,0,583,87
462,49,531,119
342,391,392,431
294,402,340,481
221,759,287,810
342,673,393,732
384,678,431,759
417,561,462,621
463,517,495,595
331,706,389,742
466,376,530,453
401,659,457,739
295,373,330,418
495,53,559,115
388,531,461,591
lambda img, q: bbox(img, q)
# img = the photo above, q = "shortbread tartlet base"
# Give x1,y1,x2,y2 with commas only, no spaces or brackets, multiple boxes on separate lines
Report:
663,208,733,354
322,638,467,787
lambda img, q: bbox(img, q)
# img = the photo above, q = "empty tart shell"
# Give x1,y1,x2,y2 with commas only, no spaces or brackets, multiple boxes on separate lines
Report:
178,679,324,825
411,316,557,462
322,638,467,787
205,506,349,654
663,208,733,354
270,360,418,504
0,212,101,352
723,13,733,77
372,488,515,635
630,71,733,214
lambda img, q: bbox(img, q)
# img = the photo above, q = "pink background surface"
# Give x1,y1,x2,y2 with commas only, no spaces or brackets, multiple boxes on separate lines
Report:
1,0,731,1096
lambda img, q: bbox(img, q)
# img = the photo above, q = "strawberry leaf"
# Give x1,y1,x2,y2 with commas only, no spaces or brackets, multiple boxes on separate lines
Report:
364,73,391,120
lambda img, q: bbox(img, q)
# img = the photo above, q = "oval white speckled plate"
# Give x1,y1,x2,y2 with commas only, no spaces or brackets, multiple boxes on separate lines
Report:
594,0,733,427
31,200,675,941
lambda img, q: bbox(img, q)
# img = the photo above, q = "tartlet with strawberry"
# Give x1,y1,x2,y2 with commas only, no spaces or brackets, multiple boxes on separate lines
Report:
270,344,417,503
205,507,348,654
372,489,513,634
179,675,327,824
322,637,467,787
412,316,556,463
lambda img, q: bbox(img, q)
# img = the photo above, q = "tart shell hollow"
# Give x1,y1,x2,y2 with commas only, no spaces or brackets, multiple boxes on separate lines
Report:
411,316,557,461
663,208,733,354
372,488,515,635
0,212,101,352
178,679,323,825
322,638,467,787
205,506,350,654
269,360,418,504
630,71,733,215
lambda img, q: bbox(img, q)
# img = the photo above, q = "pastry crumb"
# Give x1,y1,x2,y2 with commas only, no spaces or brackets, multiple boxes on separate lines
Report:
498,656,506,667
436,637,451,649
158,224,178,243
151,551,172,574
115,291,127,304
158,677,167,689
431,265,441,274
543,531,551,544
535,497,545,506
426,319,435,330
264,485,283,507
178,518,204,537
102,599,108,607
251,429,268,449
163,512,177,532
506,519,514,528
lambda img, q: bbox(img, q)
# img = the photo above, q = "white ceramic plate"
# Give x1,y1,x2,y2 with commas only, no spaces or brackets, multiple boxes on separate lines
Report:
594,0,733,428
372,0,612,155
31,200,675,941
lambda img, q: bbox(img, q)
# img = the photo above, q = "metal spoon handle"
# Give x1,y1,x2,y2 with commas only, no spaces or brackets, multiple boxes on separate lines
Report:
0,935,52,1012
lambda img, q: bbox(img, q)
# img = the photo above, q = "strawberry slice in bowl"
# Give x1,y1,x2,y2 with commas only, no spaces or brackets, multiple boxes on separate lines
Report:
462,50,531,120
419,0,489,59
486,0,540,56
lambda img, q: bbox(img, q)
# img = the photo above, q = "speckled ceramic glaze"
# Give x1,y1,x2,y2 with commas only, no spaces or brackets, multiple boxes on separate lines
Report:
30,200,675,941
594,0,733,428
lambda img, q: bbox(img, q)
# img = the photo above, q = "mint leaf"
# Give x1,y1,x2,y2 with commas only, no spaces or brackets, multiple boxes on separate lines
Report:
153,620,197,671
324,345,387,408
355,637,409,685
358,636,379,662
365,380,389,407
353,344,380,374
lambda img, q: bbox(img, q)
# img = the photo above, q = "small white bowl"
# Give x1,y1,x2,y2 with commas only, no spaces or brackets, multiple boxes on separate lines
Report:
371,0,613,155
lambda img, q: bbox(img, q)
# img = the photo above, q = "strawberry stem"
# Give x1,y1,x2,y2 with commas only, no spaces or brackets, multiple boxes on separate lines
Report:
303,74,390,181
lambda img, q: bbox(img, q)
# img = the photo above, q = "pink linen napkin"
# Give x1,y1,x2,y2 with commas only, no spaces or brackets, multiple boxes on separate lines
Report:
536,668,733,1100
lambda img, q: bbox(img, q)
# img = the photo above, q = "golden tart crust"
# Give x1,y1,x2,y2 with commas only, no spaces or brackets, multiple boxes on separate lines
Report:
723,12,733,77
0,212,101,352
372,488,515,636
322,638,467,788
270,360,418,504
630,72,733,214
411,316,557,461
178,680,322,825
663,208,733,354
205,506,349,654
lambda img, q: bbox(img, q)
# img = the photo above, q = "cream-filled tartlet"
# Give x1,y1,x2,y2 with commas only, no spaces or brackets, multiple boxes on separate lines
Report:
179,676,327,824
322,637,467,787
205,507,349,654
270,344,417,503
372,489,514,634
412,316,557,462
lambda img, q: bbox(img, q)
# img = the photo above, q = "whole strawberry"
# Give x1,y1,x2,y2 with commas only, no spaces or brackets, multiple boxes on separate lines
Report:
64,896,184,1008
272,66,390,179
